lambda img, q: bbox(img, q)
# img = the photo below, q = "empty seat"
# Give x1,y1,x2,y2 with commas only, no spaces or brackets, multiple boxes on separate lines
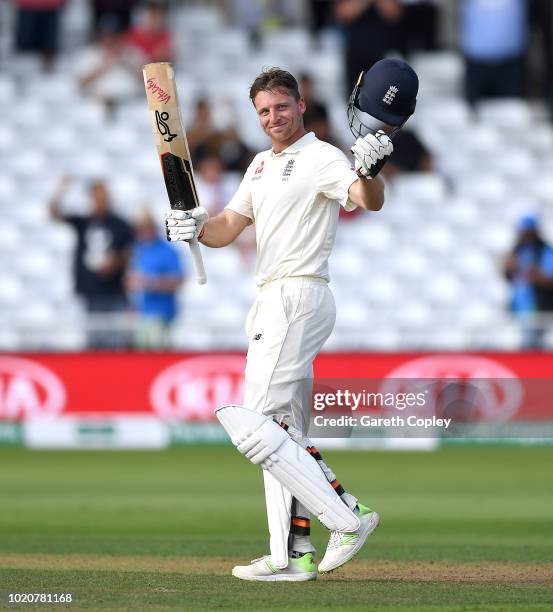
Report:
0,125,15,151
391,174,447,207
425,274,463,305
17,250,56,281
391,248,428,280
363,273,402,305
27,75,79,104
263,28,314,58
331,247,369,279
456,173,509,203
0,75,15,102
455,249,496,281
0,276,24,306
413,97,472,131
422,223,455,255
477,99,533,131
7,150,48,178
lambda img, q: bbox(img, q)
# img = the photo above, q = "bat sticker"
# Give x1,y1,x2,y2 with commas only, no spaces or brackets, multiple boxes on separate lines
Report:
161,153,199,211
155,110,177,142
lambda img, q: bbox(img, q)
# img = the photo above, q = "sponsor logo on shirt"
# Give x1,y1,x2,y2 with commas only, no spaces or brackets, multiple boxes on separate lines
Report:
252,160,265,181
282,159,295,182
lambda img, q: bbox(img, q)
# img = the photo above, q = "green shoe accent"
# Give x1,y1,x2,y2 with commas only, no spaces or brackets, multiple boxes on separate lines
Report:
291,552,316,572
355,502,372,517
340,533,359,546
265,559,278,573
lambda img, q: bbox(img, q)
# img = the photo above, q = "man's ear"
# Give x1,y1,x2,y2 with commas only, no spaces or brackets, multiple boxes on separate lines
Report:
298,97,306,115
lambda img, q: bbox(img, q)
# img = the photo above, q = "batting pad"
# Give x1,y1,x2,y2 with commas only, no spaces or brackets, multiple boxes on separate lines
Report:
216,405,360,533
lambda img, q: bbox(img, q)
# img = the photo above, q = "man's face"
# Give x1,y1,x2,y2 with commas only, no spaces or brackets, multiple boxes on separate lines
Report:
136,220,157,242
253,89,305,147
90,184,109,216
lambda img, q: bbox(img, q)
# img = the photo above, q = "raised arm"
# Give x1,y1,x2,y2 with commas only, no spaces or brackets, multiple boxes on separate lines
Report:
348,175,385,211
48,174,73,220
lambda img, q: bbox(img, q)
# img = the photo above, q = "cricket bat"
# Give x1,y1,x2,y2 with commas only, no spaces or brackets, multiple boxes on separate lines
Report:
142,62,207,285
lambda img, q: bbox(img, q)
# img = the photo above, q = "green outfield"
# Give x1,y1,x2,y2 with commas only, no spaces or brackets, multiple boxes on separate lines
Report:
1,447,552,611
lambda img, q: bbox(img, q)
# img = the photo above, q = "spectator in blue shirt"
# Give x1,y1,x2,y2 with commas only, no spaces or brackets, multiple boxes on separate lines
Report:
127,212,185,348
504,215,553,348
460,0,528,105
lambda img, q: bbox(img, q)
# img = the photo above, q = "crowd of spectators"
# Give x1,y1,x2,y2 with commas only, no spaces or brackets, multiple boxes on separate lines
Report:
12,1,553,116
7,0,553,349
48,175,185,350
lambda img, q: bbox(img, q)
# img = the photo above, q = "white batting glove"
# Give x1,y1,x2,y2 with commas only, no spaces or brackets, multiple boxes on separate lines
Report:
351,131,393,179
165,206,208,242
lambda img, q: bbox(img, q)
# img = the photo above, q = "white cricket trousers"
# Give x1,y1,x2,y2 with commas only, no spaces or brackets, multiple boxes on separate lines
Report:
243,276,335,433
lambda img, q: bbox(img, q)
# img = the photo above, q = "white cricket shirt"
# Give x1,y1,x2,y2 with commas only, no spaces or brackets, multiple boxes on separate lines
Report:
226,132,359,286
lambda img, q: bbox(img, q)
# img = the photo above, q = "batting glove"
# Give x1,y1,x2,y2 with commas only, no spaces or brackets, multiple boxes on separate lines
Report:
351,131,393,179
165,206,208,242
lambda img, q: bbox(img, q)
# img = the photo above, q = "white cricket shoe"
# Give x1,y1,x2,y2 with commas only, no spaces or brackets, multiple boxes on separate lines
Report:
318,503,380,573
232,552,317,582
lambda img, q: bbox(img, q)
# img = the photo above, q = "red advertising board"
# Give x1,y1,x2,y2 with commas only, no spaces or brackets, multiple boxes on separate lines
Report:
1,352,553,422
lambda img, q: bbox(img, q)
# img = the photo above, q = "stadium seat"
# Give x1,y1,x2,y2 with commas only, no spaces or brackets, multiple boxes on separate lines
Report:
422,223,455,255
331,247,370,279
0,75,15,101
0,175,16,201
362,273,402,306
391,248,428,281
456,173,509,204
173,5,222,35
7,150,48,179
17,250,56,281
413,97,472,131
70,150,110,179
411,51,464,96
70,101,107,128
0,328,21,350
477,99,533,131
425,273,463,306
43,222,77,257
395,300,433,328
0,276,24,306
391,174,447,207
455,249,496,281
263,28,314,60
27,75,79,104
4,12,553,353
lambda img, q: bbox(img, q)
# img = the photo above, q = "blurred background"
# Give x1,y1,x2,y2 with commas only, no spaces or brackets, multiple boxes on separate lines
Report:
0,0,551,353
1,0,553,448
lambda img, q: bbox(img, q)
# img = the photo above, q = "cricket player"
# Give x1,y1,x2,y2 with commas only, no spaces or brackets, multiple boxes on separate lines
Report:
167,60,418,581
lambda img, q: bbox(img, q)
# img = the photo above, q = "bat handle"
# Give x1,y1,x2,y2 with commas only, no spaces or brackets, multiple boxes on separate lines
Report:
189,238,207,285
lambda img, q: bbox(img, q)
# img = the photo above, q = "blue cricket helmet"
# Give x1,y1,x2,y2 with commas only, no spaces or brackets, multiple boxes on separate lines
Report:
348,58,419,139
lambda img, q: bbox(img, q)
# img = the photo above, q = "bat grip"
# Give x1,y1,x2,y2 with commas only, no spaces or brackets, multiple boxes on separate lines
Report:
189,238,207,285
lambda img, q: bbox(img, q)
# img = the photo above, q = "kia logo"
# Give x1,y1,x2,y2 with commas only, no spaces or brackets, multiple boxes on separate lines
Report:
0,356,66,420
150,355,245,420
381,355,523,421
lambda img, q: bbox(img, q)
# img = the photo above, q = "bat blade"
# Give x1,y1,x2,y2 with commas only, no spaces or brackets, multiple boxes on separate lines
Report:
143,62,206,284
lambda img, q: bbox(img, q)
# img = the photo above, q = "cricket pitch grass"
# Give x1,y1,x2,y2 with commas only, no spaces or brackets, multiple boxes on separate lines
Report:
1,446,552,611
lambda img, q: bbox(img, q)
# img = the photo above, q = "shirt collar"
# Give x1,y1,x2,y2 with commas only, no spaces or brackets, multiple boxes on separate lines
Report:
271,131,317,156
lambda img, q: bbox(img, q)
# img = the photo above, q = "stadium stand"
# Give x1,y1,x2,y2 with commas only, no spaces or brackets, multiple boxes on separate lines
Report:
1,1,552,351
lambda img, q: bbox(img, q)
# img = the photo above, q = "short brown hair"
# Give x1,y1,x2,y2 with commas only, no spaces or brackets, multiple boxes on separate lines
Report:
249,67,300,104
